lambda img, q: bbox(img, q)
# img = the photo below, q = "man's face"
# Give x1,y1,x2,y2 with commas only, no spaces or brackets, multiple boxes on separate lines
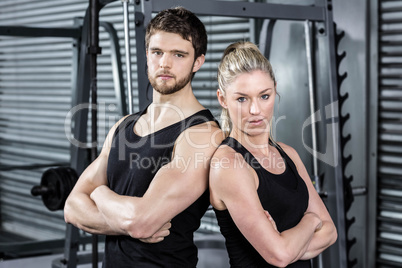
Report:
146,31,197,95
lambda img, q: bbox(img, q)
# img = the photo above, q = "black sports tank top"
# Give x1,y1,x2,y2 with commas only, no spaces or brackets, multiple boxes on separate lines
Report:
214,137,310,268
104,108,218,268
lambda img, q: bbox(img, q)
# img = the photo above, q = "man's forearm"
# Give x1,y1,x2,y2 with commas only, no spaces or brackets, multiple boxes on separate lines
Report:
91,185,168,239
90,185,137,236
65,192,122,235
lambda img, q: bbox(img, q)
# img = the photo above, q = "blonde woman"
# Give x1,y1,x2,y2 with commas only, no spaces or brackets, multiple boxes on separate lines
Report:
209,41,337,267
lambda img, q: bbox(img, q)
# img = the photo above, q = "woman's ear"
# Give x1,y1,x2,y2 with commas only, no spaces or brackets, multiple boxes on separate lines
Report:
217,89,227,109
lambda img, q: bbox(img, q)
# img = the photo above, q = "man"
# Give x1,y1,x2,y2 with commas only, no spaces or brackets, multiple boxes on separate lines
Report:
64,7,223,267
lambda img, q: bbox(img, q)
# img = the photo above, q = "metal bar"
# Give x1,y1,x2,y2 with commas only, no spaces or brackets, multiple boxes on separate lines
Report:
89,0,100,266
0,26,80,38
122,0,134,114
323,0,348,266
259,19,276,59
66,12,92,268
352,186,367,196
0,162,70,171
304,20,319,181
100,21,127,116
134,2,152,110
305,20,324,268
150,0,326,21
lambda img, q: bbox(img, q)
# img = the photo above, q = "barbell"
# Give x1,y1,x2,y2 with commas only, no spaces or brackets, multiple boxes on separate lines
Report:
31,167,78,211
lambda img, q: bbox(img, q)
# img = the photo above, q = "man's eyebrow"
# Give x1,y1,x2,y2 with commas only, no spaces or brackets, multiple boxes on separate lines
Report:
171,49,190,55
149,46,159,50
149,47,189,55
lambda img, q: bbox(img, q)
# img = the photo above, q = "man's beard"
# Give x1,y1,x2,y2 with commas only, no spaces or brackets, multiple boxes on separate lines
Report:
148,69,193,95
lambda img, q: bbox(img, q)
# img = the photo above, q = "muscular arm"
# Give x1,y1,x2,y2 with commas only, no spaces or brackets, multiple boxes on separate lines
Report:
209,146,323,268
64,116,128,235
90,122,223,239
280,143,337,260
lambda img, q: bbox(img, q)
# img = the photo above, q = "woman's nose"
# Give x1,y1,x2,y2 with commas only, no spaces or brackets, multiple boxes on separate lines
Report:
249,100,261,115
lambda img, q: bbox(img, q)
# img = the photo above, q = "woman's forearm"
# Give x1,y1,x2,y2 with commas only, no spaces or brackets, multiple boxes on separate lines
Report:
299,220,338,260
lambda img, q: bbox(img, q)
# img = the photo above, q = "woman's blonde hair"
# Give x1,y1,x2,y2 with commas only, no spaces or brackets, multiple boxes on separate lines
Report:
217,41,277,140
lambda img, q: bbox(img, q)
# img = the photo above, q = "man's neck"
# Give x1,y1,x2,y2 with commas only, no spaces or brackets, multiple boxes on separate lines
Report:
150,85,203,119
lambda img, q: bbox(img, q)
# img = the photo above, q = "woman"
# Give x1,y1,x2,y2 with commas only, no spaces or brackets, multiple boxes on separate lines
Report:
209,41,337,267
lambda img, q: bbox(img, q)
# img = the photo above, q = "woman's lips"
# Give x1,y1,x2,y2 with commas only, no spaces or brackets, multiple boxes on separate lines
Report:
248,119,264,126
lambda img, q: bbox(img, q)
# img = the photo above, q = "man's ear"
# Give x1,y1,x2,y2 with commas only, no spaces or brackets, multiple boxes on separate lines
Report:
192,54,205,73
217,89,227,109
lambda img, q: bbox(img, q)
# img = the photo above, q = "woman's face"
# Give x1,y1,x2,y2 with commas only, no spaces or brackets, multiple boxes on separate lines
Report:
219,70,276,137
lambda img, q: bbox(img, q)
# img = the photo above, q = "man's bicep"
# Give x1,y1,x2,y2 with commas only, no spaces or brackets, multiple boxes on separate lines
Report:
139,130,217,223
142,152,209,216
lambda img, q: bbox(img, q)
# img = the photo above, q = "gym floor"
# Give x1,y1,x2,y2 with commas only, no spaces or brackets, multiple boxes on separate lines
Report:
0,253,101,268
0,234,230,268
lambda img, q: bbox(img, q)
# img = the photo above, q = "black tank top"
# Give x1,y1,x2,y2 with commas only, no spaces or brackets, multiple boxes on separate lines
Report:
214,137,310,268
104,108,218,268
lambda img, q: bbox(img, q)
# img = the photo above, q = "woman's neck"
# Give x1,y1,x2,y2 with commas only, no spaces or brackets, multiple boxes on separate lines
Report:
230,128,271,157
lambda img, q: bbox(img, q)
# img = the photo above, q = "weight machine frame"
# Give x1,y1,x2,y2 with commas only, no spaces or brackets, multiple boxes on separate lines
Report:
60,0,347,267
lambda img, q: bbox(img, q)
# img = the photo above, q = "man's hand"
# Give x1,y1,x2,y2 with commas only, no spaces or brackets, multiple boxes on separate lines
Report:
139,221,172,243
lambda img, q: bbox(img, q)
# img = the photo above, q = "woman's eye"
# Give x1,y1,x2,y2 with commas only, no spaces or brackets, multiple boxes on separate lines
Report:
237,97,246,103
261,94,270,100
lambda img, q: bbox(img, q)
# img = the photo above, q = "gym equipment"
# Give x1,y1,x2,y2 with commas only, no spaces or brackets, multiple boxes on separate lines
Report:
122,0,134,114
31,167,78,211
333,23,357,268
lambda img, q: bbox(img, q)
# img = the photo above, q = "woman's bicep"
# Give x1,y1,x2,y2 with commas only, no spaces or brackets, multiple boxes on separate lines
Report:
211,162,283,262
281,143,334,222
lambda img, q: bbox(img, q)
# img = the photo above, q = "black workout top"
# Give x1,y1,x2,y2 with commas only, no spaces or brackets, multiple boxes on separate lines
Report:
104,107,218,268
214,137,310,268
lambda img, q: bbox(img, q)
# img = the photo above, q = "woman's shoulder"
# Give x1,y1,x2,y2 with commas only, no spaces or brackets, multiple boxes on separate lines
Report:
275,141,303,166
211,144,240,168
211,143,255,179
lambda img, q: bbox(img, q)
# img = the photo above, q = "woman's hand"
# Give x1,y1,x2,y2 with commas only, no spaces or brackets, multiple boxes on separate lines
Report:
303,211,322,232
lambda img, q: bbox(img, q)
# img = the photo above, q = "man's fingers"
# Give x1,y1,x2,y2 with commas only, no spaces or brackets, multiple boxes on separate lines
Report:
139,237,164,243
139,222,172,243
153,229,170,238
161,222,172,230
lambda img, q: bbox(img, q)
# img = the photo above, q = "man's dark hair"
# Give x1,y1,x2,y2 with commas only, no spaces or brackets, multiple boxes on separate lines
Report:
145,6,207,60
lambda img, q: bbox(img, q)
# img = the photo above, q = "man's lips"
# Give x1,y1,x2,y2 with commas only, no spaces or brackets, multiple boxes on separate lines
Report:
158,75,172,81
157,72,174,80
